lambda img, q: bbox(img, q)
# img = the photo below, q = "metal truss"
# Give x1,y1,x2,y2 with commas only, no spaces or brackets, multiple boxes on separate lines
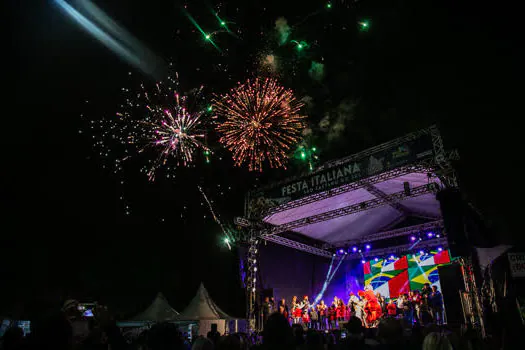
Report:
429,125,459,188
246,232,259,332
359,180,412,217
328,220,444,248
263,235,334,258
346,237,449,260
265,164,434,216
262,183,439,237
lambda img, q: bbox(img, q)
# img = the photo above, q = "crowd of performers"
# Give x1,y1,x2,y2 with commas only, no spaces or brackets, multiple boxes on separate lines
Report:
262,283,444,329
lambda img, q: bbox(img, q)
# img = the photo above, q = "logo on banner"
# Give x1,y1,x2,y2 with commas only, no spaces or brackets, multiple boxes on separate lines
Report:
392,145,410,159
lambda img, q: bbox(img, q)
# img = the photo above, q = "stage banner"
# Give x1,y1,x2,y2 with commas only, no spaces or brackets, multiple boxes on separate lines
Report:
508,253,525,278
363,249,453,299
249,132,434,206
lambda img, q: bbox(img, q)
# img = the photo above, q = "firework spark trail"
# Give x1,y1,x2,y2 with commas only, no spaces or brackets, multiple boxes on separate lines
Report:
213,78,305,171
198,185,231,240
88,73,210,181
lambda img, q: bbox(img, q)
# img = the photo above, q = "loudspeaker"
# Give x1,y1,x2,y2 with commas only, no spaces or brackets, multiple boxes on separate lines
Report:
436,188,470,257
438,263,465,325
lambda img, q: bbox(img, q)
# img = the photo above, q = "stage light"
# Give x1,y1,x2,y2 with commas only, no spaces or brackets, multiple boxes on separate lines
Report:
338,249,344,254
437,247,443,252
344,252,348,255
374,257,379,262
361,260,366,264
254,267,258,271
410,236,416,241
358,249,362,253
332,253,336,257
352,246,358,252
436,234,441,238
389,255,395,260
427,232,434,238
365,244,371,250
419,250,424,255
224,238,230,243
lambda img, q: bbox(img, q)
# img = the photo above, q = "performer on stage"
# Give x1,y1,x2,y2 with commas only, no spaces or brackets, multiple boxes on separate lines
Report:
278,298,289,319
358,285,383,327
291,296,302,324
317,300,327,330
348,293,359,315
336,299,346,322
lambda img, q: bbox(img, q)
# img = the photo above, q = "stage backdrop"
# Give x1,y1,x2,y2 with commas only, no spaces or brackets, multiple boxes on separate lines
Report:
363,249,454,299
256,242,364,305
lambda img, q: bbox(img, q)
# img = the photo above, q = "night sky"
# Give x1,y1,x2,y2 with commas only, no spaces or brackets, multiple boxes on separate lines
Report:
3,0,521,318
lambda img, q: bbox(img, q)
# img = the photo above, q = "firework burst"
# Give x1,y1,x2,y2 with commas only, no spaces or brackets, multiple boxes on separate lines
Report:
213,78,305,171
89,73,210,181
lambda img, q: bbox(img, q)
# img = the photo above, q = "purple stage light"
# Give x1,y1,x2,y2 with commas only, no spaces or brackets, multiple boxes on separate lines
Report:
427,232,434,238
389,255,395,260
419,250,424,255
437,247,443,252
352,246,358,252
365,244,371,250
338,249,344,254
410,235,416,241
361,260,366,264
374,257,379,262
436,234,441,238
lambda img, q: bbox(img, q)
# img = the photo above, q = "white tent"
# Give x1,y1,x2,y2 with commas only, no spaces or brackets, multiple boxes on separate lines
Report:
175,283,233,336
120,292,179,327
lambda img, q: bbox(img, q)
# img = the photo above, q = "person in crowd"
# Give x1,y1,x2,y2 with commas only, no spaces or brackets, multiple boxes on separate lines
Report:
0,326,25,350
206,323,221,346
192,336,214,350
387,299,397,317
378,318,405,349
341,316,369,350
316,300,327,330
422,331,454,350
305,329,323,350
429,285,444,325
309,306,318,330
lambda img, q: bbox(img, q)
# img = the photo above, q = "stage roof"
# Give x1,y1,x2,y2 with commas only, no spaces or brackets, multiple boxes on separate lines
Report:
263,171,442,245
249,127,447,248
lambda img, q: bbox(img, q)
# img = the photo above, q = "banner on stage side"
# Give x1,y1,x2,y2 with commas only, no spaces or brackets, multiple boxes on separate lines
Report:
508,253,525,278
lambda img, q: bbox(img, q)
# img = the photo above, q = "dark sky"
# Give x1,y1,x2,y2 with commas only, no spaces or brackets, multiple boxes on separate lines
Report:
3,0,521,317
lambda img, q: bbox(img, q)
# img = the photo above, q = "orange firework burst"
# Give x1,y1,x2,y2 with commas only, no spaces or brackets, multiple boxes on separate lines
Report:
213,78,305,171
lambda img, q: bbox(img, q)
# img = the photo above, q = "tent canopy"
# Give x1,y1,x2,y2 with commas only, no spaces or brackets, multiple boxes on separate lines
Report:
175,283,232,321
130,292,179,322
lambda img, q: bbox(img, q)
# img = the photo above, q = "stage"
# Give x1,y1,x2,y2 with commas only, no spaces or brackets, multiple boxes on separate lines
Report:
238,126,472,331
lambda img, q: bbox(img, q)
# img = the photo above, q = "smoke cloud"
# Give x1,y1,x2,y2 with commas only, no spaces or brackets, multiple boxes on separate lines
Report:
275,17,291,45
319,99,357,141
308,61,325,81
